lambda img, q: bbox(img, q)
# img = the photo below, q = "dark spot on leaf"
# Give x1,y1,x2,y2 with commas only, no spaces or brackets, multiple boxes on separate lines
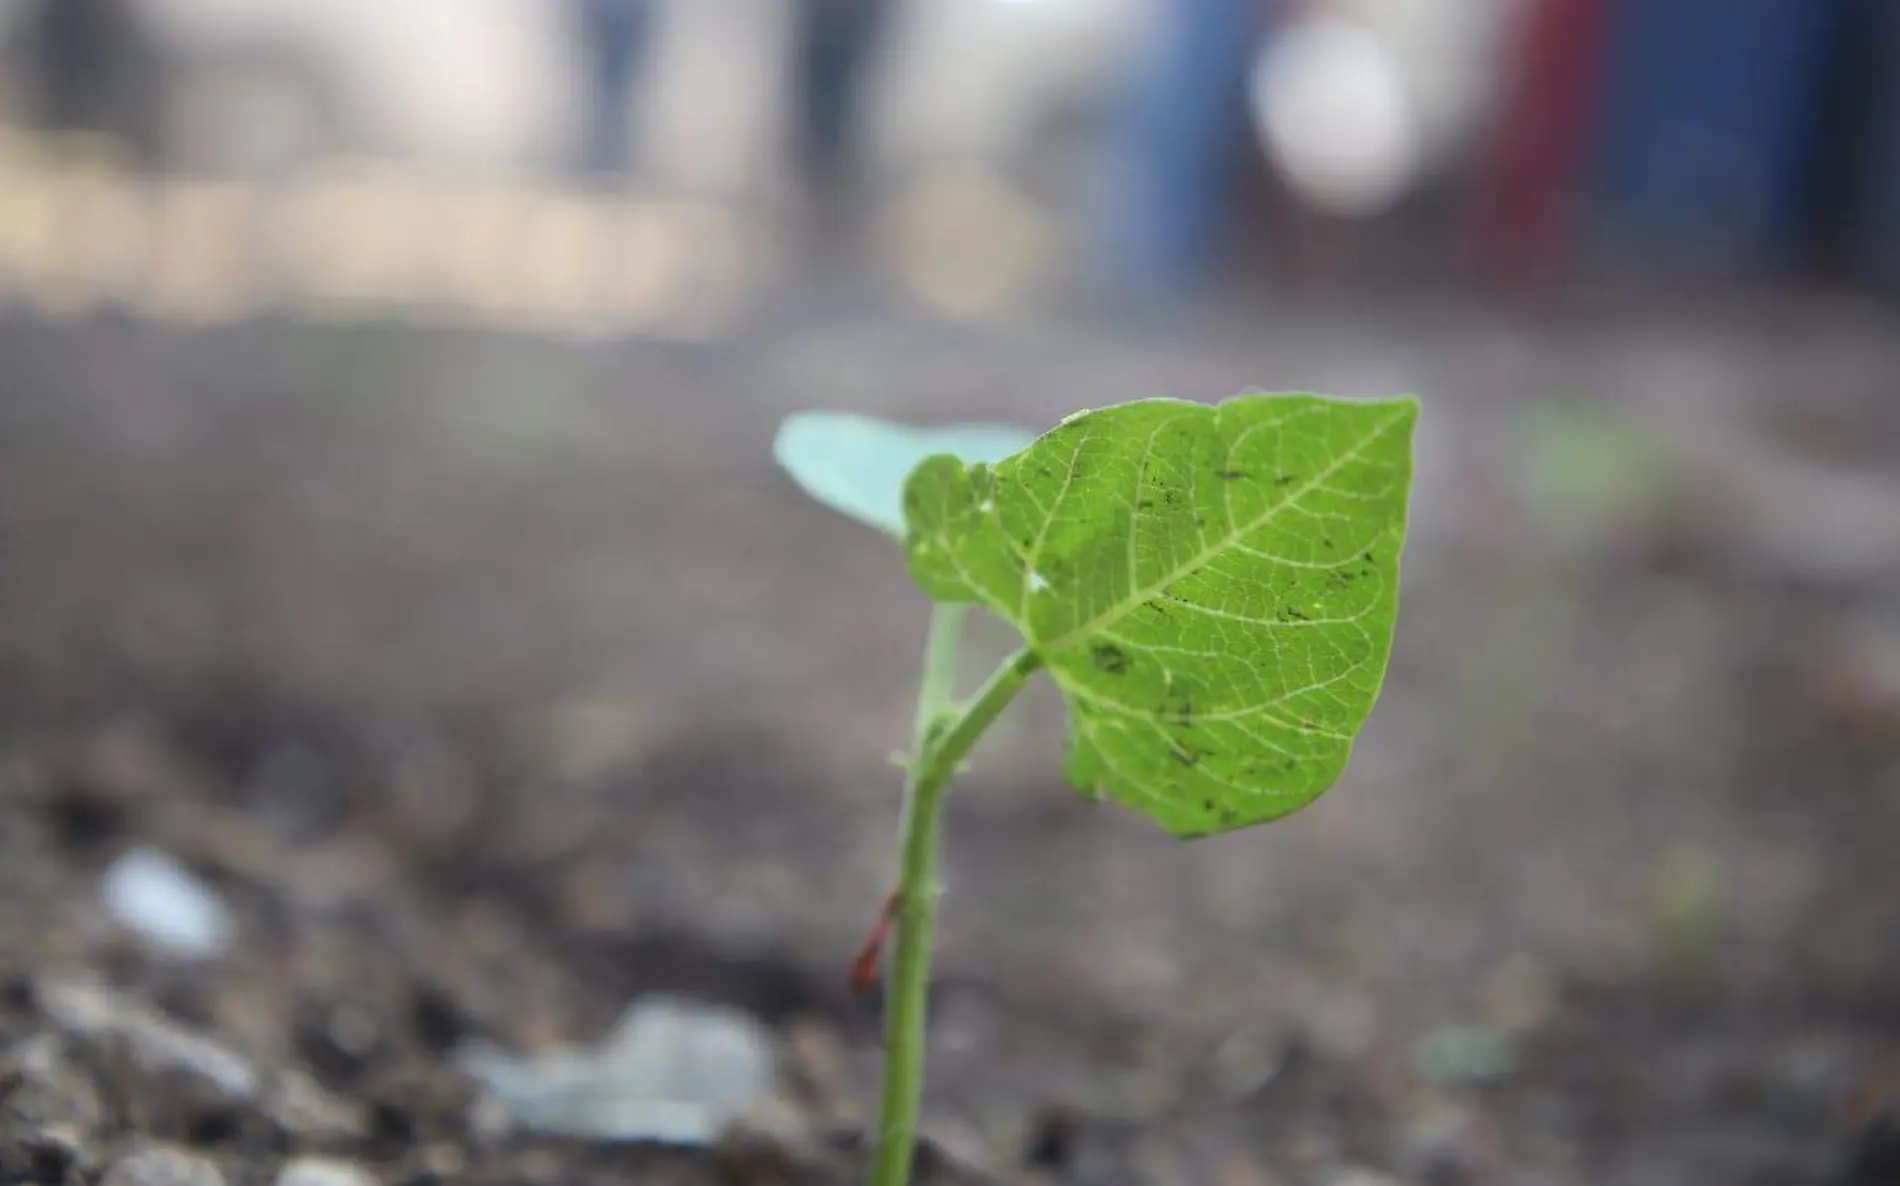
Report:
1201,799,1214,811
1220,808,1238,825
1274,474,1296,487
1217,470,1246,481
1281,607,1311,622
1322,537,1335,550
1170,747,1201,768
1362,550,1375,563
1138,498,1154,510
1145,601,1169,619
1090,643,1129,674
1038,465,1053,476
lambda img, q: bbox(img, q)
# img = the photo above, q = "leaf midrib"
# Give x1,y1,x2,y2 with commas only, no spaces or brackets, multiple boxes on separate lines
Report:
1032,405,1410,657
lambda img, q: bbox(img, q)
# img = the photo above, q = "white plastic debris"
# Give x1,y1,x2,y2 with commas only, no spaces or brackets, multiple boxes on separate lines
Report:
101,847,234,958
454,996,777,1145
101,1143,225,1186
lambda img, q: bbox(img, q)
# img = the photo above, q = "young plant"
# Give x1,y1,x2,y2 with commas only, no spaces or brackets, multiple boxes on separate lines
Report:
774,394,1419,1186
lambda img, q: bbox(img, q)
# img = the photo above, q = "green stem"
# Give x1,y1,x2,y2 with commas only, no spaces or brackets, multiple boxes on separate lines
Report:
869,640,1043,1186
912,604,968,749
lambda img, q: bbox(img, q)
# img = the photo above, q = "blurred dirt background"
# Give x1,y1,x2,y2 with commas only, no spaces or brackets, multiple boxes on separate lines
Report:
1,286,1898,1186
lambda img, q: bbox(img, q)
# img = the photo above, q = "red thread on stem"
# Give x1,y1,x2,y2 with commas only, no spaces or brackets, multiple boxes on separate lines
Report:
851,890,901,994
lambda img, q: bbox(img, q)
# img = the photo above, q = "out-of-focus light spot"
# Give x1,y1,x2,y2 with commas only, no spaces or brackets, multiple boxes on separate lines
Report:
878,169,1052,324
145,181,260,325
1250,14,1420,218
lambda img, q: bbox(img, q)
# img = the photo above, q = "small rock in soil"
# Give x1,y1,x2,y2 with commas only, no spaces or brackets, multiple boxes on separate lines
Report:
1,1033,107,1147
1412,1026,1516,1087
1021,1103,1085,1171
713,1128,855,1186
35,979,366,1141
782,1015,860,1128
1478,954,1557,1033
1325,1170,1408,1186
246,740,350,843
270,1066,373,1143
1016,1107,1142,1186
40,980,255,1097
814,1130,1002,1186
274,1157,381,1186
0,1124,88,1186
1395,1093,1486,1184
1213,1024,1295,1098
99,1143,224,1186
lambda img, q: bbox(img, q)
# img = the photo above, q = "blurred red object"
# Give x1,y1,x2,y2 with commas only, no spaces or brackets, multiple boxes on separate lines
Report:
1468,0,1611,287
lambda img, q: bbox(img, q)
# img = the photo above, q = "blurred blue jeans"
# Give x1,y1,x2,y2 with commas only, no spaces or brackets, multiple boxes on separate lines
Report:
793,0,895,195
573,0,656,177
1101,0,1264,302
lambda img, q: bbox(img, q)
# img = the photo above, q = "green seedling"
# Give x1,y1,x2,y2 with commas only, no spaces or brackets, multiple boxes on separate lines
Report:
774,395,1419,1186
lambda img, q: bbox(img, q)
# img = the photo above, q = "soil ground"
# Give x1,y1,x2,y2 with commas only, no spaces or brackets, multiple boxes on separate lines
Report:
1,287,1899,1185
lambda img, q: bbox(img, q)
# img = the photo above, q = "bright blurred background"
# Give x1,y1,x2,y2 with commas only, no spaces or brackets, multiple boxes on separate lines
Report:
6,0,1900,324
1,3,1898,1185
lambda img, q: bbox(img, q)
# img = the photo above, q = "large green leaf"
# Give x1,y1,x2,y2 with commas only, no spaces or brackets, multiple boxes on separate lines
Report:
774,412,1039,537
903,393,1418,837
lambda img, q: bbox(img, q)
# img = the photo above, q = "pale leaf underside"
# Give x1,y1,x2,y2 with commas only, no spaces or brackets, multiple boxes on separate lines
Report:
774,412,1039,538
